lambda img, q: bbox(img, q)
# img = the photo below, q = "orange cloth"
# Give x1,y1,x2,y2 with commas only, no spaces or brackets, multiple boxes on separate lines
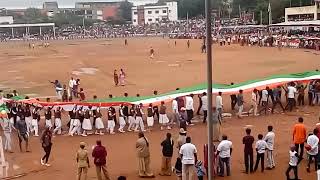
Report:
293,123,306,144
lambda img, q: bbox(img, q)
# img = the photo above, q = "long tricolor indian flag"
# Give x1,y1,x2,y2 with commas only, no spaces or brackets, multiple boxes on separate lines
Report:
7,70,320,109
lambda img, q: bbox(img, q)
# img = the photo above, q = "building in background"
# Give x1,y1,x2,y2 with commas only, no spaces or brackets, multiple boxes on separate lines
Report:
131,2,178,25
285,3,320,22
0,16,14,24
75,1,123,20
43,1,59,17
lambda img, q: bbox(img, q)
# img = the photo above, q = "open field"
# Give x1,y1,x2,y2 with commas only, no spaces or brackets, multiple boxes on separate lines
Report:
1,37,320,180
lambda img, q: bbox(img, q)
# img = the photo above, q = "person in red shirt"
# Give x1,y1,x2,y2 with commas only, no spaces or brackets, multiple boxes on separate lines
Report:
78,88,86,101
292,117,307,159
92,140,110,180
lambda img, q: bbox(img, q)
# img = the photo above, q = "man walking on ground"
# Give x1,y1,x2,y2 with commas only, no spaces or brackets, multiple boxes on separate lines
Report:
160,133,174,176
216,92,223,118
16,116,30,152
185,94,194,125
77,142,90,180
92,140,110,180
243,128,254,174
285,145,300,180
284,83,297,111
249,89,258,116
293,117,306,159
216,135,233,177
201,92,208,123
180,136,197,180
237,90,244,119
172,98,179,125
212,107,222,142
271,86,285,113
306,128,319,172
230,83,237,110
265,126,275,170
259,87,269,115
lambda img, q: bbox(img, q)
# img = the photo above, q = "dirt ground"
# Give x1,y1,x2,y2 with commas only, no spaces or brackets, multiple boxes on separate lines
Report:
1,38,320,180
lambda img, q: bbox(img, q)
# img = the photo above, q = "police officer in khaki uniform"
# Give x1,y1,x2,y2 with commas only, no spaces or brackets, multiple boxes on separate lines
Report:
76,142,90,180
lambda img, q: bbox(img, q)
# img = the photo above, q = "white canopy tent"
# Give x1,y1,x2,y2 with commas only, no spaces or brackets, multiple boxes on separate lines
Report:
0,23,56,38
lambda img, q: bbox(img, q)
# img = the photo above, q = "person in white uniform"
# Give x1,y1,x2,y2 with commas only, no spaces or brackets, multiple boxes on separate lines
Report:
118,104,127,133
53,107,62,135
159,101,171,130
31,107,40,137
82,109,92,136
146,104,154,131
68,108,76,135
70,109,81,136
127,105,136,132
94,107,104,135
24,105,32,133
44,107,53,130
134,104,145,132
107,108,116,134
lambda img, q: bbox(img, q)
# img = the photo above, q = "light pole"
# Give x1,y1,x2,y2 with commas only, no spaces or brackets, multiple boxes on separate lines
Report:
205,0,214,179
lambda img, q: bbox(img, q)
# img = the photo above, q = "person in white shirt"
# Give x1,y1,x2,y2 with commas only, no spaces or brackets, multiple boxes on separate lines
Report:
264,125,275,169
254,134,268,172
185,94,194,125
285,145,299,180
216,135,232,177
258,87,269,115
284,82,297,112
179,137,197,180
1,111,15,153
249,89,258,116
201,92,208,123
306,128,319,172
216,92,223,119
68,77,75,98
172,98,179,124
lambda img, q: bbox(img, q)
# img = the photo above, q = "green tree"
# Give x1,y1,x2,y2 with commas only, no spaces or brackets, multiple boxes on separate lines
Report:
118,0,133,21
52,12,99,27
14,8,49,24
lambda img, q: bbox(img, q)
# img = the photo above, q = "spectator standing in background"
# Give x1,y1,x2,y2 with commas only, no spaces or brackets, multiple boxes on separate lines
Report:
293,117,306,159
76,142,90,180
160,133,174,176
254,134,268,172
265,125,276,170
92,140,110,180
306,128,319,172
180,136,197,180
136,132,155,178
243,128,254,174
216,135,233,177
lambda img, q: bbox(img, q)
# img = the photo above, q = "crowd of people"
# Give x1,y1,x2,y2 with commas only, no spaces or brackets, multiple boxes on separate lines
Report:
1,73,320,178
0,18,319,51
